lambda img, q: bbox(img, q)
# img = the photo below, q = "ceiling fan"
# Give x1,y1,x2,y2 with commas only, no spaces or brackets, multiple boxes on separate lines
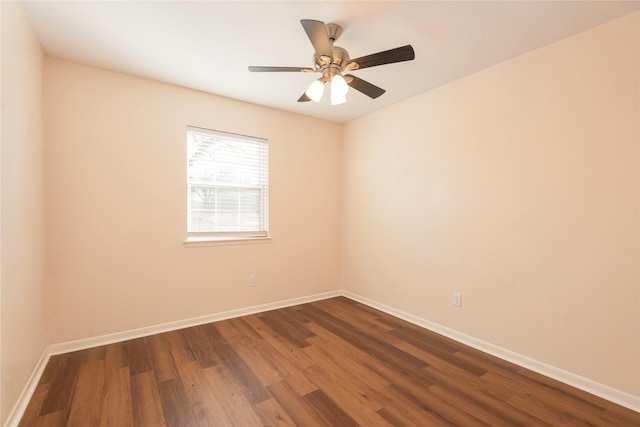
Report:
248,19,415,105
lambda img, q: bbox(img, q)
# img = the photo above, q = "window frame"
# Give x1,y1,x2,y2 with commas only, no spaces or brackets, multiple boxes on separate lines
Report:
185,126,269,244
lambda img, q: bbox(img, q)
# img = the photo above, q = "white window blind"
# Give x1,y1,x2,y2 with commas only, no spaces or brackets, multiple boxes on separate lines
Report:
187,127,269,238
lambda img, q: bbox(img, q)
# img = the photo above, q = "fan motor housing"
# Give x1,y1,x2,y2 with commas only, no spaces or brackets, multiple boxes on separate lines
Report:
314,46,350,69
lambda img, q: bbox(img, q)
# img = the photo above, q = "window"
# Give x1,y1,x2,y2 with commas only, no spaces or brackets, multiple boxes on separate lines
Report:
186,126,269,240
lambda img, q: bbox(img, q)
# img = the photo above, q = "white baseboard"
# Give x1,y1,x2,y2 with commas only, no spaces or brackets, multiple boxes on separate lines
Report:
342,290,640,413
3,349,51,427
4,290,341,427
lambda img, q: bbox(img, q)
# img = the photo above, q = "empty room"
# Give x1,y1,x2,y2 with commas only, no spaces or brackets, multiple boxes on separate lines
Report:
1,1,639,426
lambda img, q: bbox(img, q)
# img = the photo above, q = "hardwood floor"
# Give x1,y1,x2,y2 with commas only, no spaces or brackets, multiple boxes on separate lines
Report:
19,297,640,426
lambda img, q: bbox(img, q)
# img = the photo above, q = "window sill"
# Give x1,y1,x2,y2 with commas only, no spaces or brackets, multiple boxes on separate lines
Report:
183,236,272,247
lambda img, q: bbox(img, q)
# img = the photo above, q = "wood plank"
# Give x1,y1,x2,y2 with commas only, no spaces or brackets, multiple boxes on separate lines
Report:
377,406,424,427
377,315,470,354
67,359,105,426
180,324,221,368
279,305,314,325
165,329,196,366
214,318,240,338
100,366,133,427
506,393,595,426
305,322,392,390
388,382,491,426
484,370,610,421
38,351,85,417
30,410,68,427
396,341,512,401
226,316,263,340
303,388,359,426
421,365,545,426
258,309,315,348
303,304,428,372
242,314,315,370
313,297,396,335
17,384,50,427
253,398,297,426
174,360,234,427
103,341,128,370
378,383,454,426
266,380,325,426
225,332,283,386
146,333,179,382
157,377,201,427
38,354,64,385
390,328,487,376
453,346,522,374
302,340,390,410
202,322,272,404
130,371,167,426
430,382,541,426
202,364,265,425
302,347,390,414
127,338,153,376
228,320,318,395
301,364,393,426
516,366,640,424
178,361,233,427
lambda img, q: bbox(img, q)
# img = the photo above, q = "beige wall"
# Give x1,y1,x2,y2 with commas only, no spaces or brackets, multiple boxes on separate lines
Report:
44,59,342,344
342,12,640,397
0,1,46,423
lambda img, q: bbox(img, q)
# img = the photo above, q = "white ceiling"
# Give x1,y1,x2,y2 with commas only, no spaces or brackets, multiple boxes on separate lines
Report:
23,1,640,124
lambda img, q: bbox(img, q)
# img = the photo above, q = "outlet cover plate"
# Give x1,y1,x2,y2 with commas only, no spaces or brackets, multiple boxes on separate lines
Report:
453,292,462,307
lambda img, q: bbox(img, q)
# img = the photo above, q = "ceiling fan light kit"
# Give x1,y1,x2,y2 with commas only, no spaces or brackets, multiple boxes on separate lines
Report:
249,19,415,105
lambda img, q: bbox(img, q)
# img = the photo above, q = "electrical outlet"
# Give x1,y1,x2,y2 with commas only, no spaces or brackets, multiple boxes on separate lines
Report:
453,292,462,307
249,275,256,287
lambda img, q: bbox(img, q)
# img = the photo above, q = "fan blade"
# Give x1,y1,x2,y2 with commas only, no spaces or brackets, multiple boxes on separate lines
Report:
249,66,315,72
298,93,311,102
349,45,415,70
345,75,385,99
300,19,332,58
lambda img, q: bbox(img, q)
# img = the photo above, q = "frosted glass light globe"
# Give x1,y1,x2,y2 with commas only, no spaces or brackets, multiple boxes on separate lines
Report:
305,80,325,102
330,74,349,98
